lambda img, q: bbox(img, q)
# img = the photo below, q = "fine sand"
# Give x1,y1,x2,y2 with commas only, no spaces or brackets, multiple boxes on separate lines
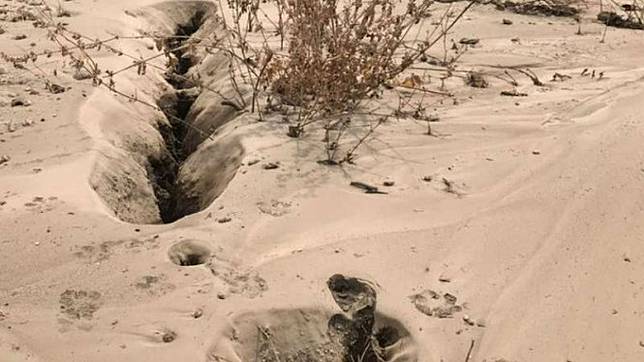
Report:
1,0,644,361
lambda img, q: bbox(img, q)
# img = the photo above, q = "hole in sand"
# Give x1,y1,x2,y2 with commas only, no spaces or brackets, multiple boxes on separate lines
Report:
168,240,211,266
209,275,418,361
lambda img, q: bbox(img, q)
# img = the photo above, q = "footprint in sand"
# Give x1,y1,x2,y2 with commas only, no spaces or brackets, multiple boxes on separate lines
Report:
207,257,268,298
133,274,175,296
409,289,463,319
74,235,161,263
58,289,102,320
257,199,292,216
23,195,58,213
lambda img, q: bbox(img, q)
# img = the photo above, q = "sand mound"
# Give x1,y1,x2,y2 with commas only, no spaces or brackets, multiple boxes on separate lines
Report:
208,275,417,362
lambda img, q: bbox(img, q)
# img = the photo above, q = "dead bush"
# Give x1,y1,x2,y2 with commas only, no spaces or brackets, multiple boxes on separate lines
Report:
262,0,436,111
5,0,475,166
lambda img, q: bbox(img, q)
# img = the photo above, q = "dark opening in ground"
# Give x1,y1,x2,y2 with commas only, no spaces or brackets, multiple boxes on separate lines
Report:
326,274,404,362
168,240,211,266
147,10,206,223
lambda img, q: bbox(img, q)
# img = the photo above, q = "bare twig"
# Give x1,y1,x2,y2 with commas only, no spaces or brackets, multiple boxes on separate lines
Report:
464,339,475,362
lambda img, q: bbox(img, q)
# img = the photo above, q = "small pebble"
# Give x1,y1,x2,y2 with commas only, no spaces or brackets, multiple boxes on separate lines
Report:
11,98,30,107
444,293,457,304
463,315,475,326
0,155,10,165
161,330,176,343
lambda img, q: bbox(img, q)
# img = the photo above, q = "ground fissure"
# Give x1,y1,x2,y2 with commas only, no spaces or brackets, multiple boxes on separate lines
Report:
148,10,206,224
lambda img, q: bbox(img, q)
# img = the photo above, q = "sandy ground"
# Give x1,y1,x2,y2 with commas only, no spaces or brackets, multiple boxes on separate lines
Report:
1,0,644,361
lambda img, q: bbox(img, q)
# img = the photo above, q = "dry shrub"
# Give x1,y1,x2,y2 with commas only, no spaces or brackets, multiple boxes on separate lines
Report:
263,0,434,111
252,0,475,163
3,0,474,165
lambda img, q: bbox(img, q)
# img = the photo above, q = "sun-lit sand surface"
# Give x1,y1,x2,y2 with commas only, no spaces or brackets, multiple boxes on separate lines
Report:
1,0,644,361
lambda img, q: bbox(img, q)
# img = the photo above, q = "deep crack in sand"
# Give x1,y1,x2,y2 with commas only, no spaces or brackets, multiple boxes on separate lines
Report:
91,1,245,225
150,10,205,223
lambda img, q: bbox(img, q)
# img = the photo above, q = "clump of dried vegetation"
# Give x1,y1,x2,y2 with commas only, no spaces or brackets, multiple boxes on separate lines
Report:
254,0,474,163
266,0,430,110
1,0,479,164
